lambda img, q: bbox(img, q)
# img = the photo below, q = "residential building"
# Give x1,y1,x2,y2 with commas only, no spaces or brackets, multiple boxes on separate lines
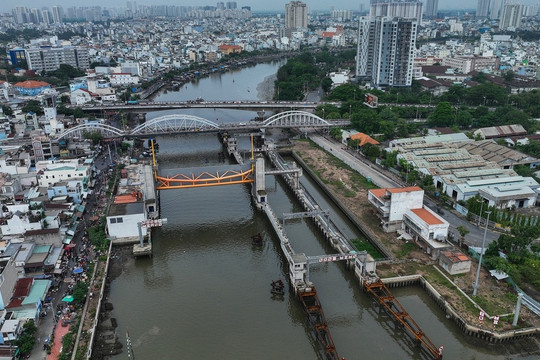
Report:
109,73,139,87
369,0,423,22
285,1,308,35
13,81,51,96
25,46,89,72
402,207,450,259
0,257,19,310
106,164,157,242
476,0,490,18
425,0,438,19
357,16,417,88
499,3,524,30
367,186,424,232
442,55,500,74
490,0,503,19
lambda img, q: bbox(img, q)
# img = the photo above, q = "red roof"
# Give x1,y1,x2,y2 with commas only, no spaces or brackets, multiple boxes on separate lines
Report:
219,44,241,50
12,277,33,297
6,297,24,309
368,188,386,200
410,208,443,225
443,250,469,263
387,186,423,194
114,194,137,204
14,80,51,88
349,132,380,146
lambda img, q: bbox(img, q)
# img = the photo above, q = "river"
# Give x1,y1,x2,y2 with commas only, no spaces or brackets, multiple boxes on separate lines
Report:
106,61,531,360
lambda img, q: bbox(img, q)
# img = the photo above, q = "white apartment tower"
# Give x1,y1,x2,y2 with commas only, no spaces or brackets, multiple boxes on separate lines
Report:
357,16,417,88
369,0,423,22
476,0,490,18
499,3,524,30
51,6,63,23
285,1,308,32
425,0,438,18
490,0,503,19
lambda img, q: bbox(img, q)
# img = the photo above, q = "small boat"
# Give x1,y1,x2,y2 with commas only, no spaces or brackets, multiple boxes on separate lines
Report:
271,279,285,295
251,233,263,245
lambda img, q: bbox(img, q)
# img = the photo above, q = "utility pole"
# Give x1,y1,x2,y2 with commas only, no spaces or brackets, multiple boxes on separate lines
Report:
473,211,491,296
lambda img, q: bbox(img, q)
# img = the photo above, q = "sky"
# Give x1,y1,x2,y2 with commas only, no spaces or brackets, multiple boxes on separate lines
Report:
2,0,540,14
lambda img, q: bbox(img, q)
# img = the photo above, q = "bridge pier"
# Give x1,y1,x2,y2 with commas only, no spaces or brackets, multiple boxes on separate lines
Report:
253,156,266,209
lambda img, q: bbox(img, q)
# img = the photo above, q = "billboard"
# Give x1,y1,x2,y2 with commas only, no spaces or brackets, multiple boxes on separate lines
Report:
364,93,378,108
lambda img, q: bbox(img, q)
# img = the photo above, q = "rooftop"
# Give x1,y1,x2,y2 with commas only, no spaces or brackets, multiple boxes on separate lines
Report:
410,208,444,225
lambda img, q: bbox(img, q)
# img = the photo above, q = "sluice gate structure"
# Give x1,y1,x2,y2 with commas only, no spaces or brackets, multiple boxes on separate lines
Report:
149,133,442,359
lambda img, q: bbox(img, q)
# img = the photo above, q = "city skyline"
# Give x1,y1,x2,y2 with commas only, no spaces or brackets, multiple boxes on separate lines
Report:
3,0,540,14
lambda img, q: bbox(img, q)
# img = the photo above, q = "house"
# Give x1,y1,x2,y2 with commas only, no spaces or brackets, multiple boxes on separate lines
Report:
107,193,147,240
349,132,379,147
0,257,19,311
70,88,97,105
218,45,242,55
438,249,471,275
402,207,450,260
0,319,21,343
367,186,424,232
13,80,51,96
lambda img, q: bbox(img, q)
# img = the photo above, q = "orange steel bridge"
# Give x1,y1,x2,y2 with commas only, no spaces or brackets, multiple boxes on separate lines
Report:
155,168,254,190
364,280,442,359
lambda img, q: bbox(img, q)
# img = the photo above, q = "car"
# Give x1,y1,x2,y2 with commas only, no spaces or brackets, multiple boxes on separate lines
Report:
238,122,246,126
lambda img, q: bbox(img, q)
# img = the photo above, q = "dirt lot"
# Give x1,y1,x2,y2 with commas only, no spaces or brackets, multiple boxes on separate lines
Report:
292,139,540,331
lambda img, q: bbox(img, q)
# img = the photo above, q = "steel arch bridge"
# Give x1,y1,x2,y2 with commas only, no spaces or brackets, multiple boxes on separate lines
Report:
131,114,220,135
56,123,125,140
263,111,329,128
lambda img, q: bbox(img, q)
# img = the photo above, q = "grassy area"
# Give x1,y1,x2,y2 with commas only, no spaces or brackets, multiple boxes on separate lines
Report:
351,238,384,259
395,242,415,258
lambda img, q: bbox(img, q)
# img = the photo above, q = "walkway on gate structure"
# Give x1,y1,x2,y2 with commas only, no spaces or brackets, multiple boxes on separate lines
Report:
364,280,442,360
54,111,349,140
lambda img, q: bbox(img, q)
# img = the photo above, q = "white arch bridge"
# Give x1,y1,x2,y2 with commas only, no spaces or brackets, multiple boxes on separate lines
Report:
55,111,350,140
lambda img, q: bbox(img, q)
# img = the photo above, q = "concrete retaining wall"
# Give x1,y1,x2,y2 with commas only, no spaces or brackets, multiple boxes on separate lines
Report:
380,275,539,343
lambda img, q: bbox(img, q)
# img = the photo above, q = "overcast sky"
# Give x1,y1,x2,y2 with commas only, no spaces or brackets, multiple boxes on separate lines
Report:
2,1,540,13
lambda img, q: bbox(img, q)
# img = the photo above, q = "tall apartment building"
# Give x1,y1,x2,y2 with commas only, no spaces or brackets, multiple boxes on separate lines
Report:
425,0,438,19
476,0,490,18
489,0,503,19
357,16,417,88
25,47,90,72
331,9,353,21
499,3,524,30
369,0,423,22
285,1,308,34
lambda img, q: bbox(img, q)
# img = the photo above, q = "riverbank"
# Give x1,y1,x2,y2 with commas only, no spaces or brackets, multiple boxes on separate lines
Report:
290,138,540,349
90,246,132,359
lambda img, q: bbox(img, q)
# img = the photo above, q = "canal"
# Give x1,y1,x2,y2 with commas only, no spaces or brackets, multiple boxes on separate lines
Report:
107,62,528,360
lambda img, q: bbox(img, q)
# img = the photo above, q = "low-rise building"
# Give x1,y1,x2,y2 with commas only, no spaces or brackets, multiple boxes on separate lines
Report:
402,207,450,260
438,249,471,275
367,186,424,232
13,80,51,96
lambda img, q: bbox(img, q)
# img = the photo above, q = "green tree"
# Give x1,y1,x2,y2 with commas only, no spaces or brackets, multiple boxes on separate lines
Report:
15,320,37,356
456,225,470,246
329,127,342,140
361,143,381,161
1,105,13,116
72,282,89,304
84,131,103,145
21,100,43,115
321,77,333,93
428,101,454,127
